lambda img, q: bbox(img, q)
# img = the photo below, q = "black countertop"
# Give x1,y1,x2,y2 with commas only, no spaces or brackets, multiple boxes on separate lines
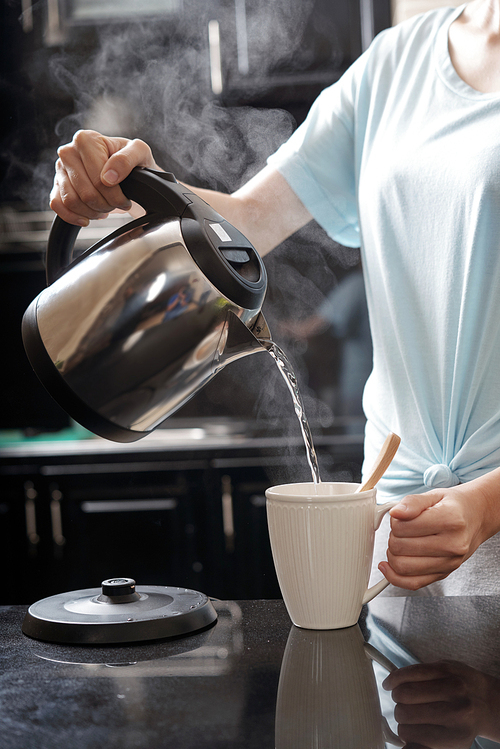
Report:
2,596,500,748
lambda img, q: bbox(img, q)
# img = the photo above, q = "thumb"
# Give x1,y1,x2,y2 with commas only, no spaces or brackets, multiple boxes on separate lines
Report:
389,492,441,520
101,137,157,186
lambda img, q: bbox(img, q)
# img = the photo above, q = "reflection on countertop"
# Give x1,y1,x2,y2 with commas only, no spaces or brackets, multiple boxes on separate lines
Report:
3,596,500,748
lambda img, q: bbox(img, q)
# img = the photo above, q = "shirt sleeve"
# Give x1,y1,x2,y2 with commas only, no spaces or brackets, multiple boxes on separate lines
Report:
267,51,371,248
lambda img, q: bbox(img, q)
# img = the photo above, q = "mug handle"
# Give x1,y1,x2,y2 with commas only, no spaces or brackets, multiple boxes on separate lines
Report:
364,642,405,748
362,501,398,605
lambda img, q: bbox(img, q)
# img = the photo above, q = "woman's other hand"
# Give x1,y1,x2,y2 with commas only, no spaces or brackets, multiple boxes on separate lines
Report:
378,470,500,590
49,130,160,226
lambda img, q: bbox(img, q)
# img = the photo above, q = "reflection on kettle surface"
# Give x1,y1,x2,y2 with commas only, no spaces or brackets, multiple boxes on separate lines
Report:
383,660,500,749
275,624,403,748
38,220,267,433
23,168,271,442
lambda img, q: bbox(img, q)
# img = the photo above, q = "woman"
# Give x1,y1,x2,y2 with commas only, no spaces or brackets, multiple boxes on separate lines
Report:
50,0,500,596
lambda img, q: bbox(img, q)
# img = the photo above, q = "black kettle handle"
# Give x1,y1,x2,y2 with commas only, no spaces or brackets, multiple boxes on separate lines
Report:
46,168,193,285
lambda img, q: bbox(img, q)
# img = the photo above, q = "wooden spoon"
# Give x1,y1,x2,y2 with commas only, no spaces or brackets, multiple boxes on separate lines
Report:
356,432,401,492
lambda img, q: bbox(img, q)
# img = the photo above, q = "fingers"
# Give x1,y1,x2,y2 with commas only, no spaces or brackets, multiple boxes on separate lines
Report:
49,130,157,225
378,560,448,590
51,159,111,226
383,662,461,691
382,661,468,696
379,549,463,589
381,539,463,588
70,131,134,209
389,493,470,549
387,549,460,575
383,662,483,748
389,492,443,523
52,132,130,220
394,698,469,726
397,723,475,749
381,490,475,588
100,137,157,184
388,530,468,559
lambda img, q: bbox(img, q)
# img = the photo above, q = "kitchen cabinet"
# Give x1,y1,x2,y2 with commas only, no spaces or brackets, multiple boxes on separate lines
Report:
203,464,283,600
0,423,364,604
43,469,208,595
2,457,214,604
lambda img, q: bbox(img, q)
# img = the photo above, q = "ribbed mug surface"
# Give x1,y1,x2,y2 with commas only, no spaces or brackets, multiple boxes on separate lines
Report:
266,482,378,629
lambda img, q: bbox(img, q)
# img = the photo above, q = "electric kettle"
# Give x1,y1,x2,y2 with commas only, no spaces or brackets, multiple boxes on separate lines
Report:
22,167,271,442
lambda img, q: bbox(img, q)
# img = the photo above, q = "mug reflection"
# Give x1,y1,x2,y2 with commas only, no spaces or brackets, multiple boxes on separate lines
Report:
275,624,402,748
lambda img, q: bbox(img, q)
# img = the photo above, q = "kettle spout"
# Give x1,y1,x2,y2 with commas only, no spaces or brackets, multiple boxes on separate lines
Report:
215,310,272,370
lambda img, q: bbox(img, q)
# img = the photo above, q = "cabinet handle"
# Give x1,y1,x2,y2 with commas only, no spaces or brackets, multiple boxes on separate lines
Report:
50,486,66,547
221,474,235,553
208,19,223,94
46,0,64,45
80,498,178,513
360,0,375,51
21,0,33,33
24,481,40,548
234,0,249,75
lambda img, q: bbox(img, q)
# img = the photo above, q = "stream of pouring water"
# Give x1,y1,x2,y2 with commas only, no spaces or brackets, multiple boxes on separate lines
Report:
264,341,321,484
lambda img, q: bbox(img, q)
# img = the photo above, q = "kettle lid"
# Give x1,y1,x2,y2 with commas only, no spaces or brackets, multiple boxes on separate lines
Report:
22,578,218,644
122,168,267,310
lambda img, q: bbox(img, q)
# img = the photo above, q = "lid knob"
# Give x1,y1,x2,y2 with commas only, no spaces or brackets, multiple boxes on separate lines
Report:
100,578,138,600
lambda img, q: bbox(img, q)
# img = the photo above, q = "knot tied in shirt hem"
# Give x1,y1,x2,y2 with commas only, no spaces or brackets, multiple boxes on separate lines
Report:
423,463,460,489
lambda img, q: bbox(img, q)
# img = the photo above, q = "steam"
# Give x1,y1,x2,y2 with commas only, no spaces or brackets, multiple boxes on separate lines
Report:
6,0,363,476
43,0,320,191
43,0,360,463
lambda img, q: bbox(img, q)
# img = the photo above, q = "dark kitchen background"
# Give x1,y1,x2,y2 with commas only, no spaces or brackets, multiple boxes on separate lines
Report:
0,0,390,604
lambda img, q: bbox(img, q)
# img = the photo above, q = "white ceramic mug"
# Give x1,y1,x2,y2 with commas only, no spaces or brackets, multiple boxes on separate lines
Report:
265,482,396,629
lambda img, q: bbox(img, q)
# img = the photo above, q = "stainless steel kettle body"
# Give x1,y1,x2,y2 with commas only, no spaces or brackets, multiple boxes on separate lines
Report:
22,168,270,442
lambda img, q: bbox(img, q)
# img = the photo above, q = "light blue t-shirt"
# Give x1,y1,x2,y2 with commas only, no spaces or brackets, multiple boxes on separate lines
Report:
268,4,500,502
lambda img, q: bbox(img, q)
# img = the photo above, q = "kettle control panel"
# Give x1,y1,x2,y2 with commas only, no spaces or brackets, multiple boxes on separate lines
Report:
208,222,232,243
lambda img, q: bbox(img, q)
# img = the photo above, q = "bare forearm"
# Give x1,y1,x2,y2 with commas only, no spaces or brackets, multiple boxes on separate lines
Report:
50,131,312,256
461,466,500,542
185,165,312,256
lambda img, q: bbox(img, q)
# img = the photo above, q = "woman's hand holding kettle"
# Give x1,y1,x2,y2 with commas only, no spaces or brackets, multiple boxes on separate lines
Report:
49,129,313,257
50,130,161,226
